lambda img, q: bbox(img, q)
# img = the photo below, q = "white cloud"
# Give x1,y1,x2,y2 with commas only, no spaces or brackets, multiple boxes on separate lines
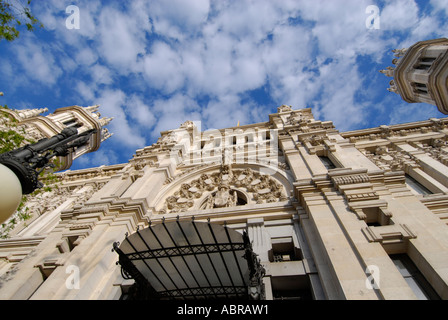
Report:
90,64,113,85
203,95,253,130
410,15,441,41
148,0,210,39
2,0,446,169
150,93,202,138
75,48,98,66
97,6,148,74
74,147,119,168
313,57,367,130
95,89,146,148
126,95,156,128
75,81,95,103
13,37,62,86
143,42,185,94
380,0,420,31
32,0,67,31
388,101,442,125
430,0,448,15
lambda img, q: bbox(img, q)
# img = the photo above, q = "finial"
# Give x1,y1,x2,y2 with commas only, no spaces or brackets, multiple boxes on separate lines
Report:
392,48,408,57
101,128,113,141
85,105,100,113
99,116,113,127
379,66,395,77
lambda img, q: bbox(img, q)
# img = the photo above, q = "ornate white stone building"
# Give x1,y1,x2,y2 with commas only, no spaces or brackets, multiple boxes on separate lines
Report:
381,37,448,114
0,104,447,300
0,104,113,241
0,104,113,170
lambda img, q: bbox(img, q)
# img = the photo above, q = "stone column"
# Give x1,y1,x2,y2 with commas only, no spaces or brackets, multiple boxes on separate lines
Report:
0,232,65,299
295,176,384,300
293,214,326,300
322,188,417,300
29,215,135,299
246,218,270,262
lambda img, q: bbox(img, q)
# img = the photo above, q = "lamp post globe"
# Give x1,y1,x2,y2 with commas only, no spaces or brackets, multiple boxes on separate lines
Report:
0,163,23,223
0,127,97,224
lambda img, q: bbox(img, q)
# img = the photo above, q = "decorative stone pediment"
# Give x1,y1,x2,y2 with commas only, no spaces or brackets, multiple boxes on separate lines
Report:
179,120,196,129
160,165,288,214
365,147,420,172
277,105,292,113
412,137,448,166
297,132,336,154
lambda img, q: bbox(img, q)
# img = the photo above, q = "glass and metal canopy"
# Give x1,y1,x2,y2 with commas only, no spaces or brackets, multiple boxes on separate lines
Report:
113,218,265,300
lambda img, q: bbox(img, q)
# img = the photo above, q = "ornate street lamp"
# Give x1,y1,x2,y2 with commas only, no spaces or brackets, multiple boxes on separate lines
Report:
0,127,96,222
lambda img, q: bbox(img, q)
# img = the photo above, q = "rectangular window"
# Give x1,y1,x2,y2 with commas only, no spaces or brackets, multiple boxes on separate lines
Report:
271,275,313,300
269,237,302,262
414,57,436,70
390,254,440,300
63,119,78,127
319,156,336,170
413,82,429,94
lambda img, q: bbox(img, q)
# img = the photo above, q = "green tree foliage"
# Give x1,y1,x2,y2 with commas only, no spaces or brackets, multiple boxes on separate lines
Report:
0,0,43,42
0,104,35,152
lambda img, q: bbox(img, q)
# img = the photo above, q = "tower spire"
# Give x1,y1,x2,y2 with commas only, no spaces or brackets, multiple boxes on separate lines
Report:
381,38,448,115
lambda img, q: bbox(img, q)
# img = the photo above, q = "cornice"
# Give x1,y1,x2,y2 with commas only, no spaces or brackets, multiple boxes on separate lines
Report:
341,117,448,146
155,200,295,225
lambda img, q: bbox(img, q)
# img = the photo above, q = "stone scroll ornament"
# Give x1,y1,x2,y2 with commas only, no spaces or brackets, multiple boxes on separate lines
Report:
161,165,288,214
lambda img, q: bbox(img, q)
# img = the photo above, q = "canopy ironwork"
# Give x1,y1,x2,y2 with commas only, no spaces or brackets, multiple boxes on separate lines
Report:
113,218,265,300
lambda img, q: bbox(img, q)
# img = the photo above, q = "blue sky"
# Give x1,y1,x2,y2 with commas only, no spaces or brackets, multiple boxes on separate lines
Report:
0,0,447,170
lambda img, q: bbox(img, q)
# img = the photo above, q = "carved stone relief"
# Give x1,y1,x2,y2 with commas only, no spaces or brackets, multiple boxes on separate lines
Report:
348,120,447,144
204,184,237,209
413,138,448,166
364,146,419,172
22,181,106,219
277,105,292,113
160,165,288,214
180,120,196,129
284,112,313,127
296,132,336,154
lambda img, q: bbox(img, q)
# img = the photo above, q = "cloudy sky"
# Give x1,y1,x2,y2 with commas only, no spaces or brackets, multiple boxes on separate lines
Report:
0,0,447,170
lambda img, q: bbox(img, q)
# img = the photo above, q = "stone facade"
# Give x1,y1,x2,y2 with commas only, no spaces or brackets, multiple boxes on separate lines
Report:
0,105,447,300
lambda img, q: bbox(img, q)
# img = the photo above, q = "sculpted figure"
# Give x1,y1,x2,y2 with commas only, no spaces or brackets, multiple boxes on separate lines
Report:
392,48,408,57
205,185,238,209
379,66,395,77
